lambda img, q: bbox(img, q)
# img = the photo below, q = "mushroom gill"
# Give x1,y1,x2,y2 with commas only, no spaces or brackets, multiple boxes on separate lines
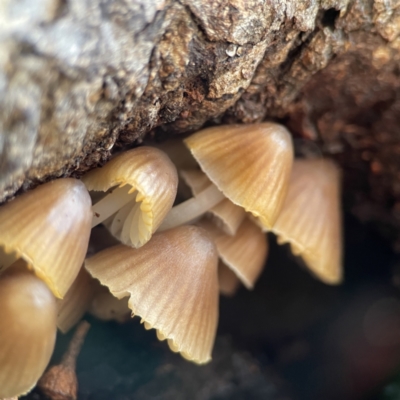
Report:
82,146,178,248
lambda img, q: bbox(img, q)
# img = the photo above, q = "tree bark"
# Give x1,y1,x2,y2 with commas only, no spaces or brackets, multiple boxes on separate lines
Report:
1,0,400,248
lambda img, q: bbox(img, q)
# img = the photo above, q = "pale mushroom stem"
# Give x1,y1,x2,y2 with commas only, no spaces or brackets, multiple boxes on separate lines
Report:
158,184,225,231
91,186,135,228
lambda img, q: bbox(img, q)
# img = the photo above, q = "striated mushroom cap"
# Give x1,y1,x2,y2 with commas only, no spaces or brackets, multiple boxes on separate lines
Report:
272,158,342,284
218,261,241,297
0,178,92,298
184,123,293,229
57,267,96,333
82,147,178,248
85,225,219,364
0,262,57,397
198,218,268,289
89,284,131,323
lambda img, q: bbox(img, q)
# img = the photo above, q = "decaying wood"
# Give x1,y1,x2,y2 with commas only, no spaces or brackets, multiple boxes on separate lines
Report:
1,0,400,247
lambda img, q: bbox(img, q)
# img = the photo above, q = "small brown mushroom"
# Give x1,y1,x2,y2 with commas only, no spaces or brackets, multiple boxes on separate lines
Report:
0,178,92,298
218,261,241,297
180,123,294,229
37,321,90,400
198,217,268,289
57,267,96,333
89,284,131,323
0,261,57,398
271,158,342,284
85,225,219,364
82,147,178,248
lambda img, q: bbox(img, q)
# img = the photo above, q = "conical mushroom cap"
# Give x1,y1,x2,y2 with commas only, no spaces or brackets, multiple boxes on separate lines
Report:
82,146,178,248
272,159,342,284
57,267,96,333
184,123,293,229
181,169,246,235
0,179,92,298
218,261,241,297
198,218,268,289
85,225,219,364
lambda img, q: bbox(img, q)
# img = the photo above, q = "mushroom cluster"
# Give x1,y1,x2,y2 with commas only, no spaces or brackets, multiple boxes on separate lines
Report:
0,123,342,397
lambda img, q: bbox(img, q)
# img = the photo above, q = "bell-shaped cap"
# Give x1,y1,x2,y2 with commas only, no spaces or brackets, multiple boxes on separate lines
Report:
0,261,57,397
82,147,178,248
271,159,342,284
181,169,246,235
0,178,92,298
85,225,219,364
57,267,96,333
218,261,241,296
184,123,293,229
198,218,268,289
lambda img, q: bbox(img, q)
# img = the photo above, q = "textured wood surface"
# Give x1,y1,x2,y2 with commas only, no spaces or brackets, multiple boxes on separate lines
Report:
1,0,400,247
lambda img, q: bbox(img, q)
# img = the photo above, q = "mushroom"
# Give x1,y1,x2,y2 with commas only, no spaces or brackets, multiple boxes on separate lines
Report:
82,146,178,248
0,260,57,398
0,178,92,298
197,217,268,289
218,261,241,297
270,158,342,284
180,169,246,235
57,267,96,333
159,123,293,231
37,321,90,400
85,225,219,364
89,284,131,323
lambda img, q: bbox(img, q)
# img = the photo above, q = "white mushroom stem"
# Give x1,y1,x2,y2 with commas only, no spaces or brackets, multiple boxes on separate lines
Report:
91,186,135,228
158,184,225,231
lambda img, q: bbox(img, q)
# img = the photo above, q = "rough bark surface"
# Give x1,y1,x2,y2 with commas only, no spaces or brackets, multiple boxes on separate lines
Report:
1,0,400,247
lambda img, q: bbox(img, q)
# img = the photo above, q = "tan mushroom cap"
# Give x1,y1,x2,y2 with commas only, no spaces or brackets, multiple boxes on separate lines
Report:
82,146,178,248
218,261,241,297
181,169,246,235
57,267,96,333
0,261,57,397
85,225,219,364
0,178,92,298
198,218,268,289
184,123,294,229
271,159,342,284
